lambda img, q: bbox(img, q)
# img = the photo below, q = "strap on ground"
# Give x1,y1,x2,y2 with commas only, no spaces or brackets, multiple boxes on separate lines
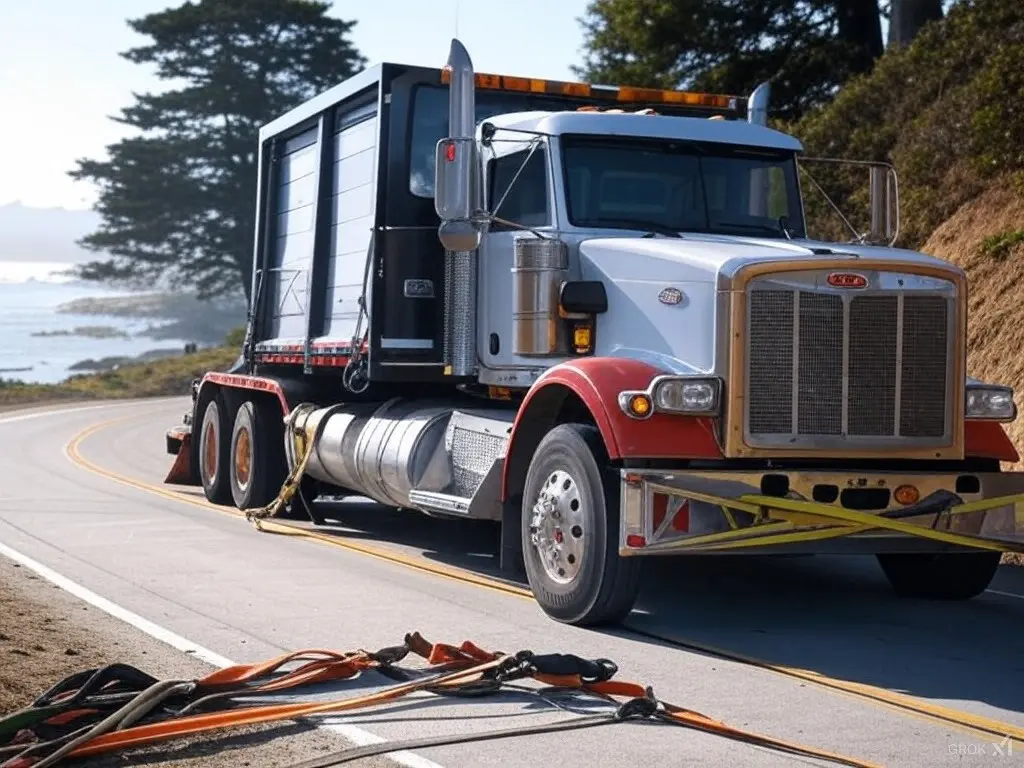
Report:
0,631,880,768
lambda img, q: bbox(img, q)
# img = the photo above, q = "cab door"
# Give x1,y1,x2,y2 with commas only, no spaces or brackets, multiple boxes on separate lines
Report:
477,141,559,372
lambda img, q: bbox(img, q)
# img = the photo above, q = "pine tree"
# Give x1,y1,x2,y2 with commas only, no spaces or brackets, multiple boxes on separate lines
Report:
574,0,886,121
70,0,365,300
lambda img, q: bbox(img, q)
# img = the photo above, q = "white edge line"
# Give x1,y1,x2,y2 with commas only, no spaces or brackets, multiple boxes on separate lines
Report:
0,399,182,426
987,588,1024,601
0,540,445,768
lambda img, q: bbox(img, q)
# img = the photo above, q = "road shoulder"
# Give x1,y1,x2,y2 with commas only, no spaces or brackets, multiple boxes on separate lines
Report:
0,551,357,768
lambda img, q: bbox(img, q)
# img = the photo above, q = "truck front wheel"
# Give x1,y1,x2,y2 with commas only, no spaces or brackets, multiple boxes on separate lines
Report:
521,423,641,626
876,551,1001,600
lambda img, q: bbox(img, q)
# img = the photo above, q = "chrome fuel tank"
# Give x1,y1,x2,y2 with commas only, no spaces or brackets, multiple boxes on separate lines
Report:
297,399,454,509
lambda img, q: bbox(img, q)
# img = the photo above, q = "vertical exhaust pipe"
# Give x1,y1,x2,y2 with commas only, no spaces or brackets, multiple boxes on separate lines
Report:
438,39,479,377
446,40,476,149
747,82,770,126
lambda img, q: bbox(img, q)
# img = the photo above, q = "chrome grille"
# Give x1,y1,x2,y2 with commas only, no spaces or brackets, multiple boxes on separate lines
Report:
746,277,954,447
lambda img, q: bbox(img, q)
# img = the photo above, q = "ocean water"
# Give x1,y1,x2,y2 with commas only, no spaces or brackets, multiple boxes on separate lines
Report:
0,261,195,385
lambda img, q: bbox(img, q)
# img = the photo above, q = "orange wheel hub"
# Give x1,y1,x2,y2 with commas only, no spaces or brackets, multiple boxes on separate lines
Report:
234,428,251,488
203,422,217,483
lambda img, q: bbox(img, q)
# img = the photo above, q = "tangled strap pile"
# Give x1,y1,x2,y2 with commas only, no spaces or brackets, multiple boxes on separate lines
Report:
0,631,879,768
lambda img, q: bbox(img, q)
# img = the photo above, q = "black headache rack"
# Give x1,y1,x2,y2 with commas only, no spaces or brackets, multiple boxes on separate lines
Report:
244,61,748,388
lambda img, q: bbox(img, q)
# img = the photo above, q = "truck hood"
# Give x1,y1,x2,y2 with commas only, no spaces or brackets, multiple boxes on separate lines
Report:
577,232,959,286
576,233,960,376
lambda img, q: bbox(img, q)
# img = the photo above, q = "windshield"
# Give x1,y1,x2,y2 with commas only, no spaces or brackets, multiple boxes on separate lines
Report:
560,135,806,238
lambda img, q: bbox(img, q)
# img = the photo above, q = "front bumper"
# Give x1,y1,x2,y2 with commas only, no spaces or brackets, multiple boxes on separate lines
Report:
619,468,1024,556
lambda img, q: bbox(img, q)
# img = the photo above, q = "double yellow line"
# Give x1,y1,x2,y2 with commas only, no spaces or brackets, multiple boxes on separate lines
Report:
65,414,1024,747
66,417,532,601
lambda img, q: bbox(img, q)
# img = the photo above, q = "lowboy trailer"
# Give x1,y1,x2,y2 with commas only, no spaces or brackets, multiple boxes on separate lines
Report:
164,39,1024,626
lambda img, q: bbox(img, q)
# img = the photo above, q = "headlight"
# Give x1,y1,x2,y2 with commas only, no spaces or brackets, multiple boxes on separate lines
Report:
965,384,1016,422
652,377,721,414
618,375,722,419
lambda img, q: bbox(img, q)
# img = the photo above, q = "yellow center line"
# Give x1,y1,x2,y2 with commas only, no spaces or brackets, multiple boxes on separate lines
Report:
65,414,1024,746
65,419,533,601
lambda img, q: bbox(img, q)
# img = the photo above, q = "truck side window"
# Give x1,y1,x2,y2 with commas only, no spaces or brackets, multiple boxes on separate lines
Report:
488,147,550,228
408,85,568,198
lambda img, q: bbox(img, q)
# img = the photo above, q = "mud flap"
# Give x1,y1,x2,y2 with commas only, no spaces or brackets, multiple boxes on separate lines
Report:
164,432,196,486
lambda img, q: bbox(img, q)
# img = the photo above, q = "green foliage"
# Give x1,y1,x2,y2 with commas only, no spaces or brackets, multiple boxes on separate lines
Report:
69,0,365,301
980,230,1024,261
224,326,246,347
575,0,886,120
789,0,1024,248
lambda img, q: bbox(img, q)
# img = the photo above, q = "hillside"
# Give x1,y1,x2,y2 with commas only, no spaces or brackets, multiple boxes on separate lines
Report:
920,180,1024,470
789,0,1024,251
785,0,1024,473
0,344,239,406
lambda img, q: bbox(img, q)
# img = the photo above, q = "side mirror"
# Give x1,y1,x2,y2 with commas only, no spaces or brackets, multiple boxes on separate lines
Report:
868,163,899,245
434,38,484,253
434,137,476,221
435,138,482,252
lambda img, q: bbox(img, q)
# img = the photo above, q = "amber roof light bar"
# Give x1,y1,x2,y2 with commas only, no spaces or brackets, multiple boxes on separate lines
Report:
439,68,744,111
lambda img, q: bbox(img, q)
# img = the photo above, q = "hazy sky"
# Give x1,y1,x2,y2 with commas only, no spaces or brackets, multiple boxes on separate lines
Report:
0,0,589,211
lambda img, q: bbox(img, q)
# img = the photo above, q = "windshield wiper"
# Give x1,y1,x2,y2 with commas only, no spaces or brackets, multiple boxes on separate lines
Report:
713,220,794,239
587,217,682,238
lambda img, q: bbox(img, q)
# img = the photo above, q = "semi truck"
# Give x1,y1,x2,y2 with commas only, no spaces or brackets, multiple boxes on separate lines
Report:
164,39,1024,626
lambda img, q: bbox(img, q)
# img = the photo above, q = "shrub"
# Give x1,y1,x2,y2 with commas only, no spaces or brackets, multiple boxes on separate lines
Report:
785,0,1024,249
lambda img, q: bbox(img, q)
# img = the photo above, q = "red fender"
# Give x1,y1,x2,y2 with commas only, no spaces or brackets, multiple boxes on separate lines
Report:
501,357,721,501
965,420,1019,463
499,358,1022,502
197,372,291,416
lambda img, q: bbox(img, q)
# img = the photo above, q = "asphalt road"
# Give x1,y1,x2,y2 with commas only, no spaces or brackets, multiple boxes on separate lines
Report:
1,397,1023,767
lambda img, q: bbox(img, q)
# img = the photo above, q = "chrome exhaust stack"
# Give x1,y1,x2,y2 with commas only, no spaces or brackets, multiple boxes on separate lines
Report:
747,82,770,126
435,39,482,378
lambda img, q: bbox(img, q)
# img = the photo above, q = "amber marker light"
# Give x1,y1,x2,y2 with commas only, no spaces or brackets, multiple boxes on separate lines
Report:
894,484,920,506
618,391,653,419
629,395,651,417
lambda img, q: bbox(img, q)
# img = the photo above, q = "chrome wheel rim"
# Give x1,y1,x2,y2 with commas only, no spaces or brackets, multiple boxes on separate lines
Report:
529,469,585,584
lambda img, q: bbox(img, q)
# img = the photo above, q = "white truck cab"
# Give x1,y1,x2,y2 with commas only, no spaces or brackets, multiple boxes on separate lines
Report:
167,37,1024,628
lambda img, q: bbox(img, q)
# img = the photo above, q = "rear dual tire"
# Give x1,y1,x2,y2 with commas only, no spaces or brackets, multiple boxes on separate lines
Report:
521,423,641,627
198,394,287,512
198,395,233,505
229,400,287,510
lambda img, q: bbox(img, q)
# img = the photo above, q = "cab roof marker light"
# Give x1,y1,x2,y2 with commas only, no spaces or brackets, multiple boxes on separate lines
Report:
439,68,744,110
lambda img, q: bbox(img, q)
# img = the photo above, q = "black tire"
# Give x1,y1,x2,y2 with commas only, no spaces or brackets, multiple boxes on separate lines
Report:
229,399,287,510
521,423,641,626
877,551,1001,600
282,476,324,523
198,395,233,505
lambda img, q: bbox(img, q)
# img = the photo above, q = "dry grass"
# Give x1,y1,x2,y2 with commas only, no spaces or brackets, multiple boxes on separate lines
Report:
921,177,1024,471
0,346,240,406
921,179,1024,568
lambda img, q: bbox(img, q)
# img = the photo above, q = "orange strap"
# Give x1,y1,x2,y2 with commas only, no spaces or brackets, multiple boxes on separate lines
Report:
197,650,371,688
581,679,878,768
27,635,875,768
68,656,505,759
